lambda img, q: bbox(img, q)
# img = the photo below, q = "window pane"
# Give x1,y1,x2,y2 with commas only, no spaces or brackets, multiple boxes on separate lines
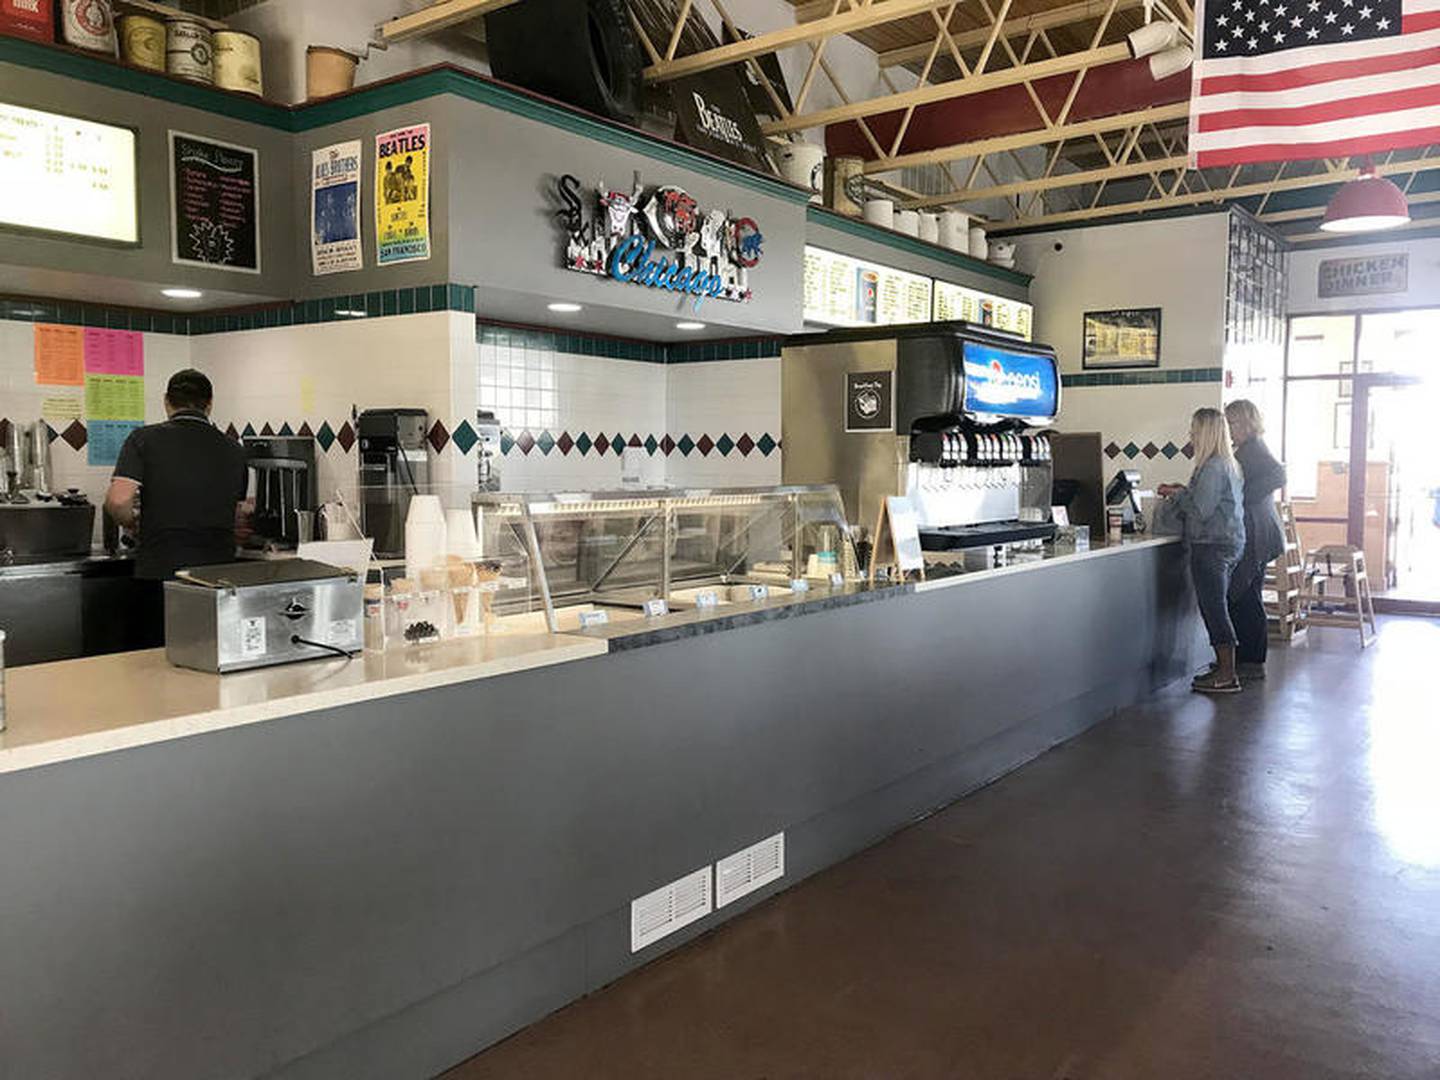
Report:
1283,376,1353,501
1287,314,1356,376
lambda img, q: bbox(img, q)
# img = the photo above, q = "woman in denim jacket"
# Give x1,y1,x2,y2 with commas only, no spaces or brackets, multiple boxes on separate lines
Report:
1158,408,1246,694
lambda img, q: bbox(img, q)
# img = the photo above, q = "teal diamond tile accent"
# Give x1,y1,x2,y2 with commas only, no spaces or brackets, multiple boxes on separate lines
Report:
575,432,593,455
500,432,516,455
756,433,777,456
677,434,695,456
715,434,735,456
451,420,478,455
1161,442,1180,459
1123,442,1140,458
537,430,556,455
315,422,335,451
241,422,257,439
278,422,294,436
612,433,625,456
644,435,658,455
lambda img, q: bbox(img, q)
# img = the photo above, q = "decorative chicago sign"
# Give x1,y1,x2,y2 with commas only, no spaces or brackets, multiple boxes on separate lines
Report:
555,173,763,309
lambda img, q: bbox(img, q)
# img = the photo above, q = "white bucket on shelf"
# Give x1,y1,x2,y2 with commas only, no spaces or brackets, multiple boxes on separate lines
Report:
778,143,825,203
895,210,920,237
862,199,894,228
969,225,989,261
940,210,970,252
918,212,940,243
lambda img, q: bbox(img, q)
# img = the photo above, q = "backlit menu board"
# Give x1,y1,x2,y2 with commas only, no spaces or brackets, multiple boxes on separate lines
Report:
933,280,1034,341
803,246,932,328
0,102,138,244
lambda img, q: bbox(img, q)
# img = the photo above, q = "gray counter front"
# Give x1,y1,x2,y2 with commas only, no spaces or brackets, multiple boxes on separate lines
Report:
0,539,1204,1080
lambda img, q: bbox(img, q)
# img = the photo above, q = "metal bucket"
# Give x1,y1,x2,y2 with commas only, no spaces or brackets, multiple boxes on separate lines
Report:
214,29,262,96
118,14,166,72
60,0,117,55
306,45,359,100
166,17,214,84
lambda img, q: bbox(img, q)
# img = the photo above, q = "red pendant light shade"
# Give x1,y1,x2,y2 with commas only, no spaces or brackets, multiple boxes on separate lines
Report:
1321,165,1411,234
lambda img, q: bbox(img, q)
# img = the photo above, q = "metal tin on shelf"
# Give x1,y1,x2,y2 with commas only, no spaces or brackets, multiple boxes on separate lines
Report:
61,0,117,55
165,17,213,84
213,29,262,96
118,13,165,72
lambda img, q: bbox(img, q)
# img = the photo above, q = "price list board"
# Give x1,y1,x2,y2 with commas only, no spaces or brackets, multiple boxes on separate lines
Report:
933,280,1034,341
803,246,933,328
0,101,138,243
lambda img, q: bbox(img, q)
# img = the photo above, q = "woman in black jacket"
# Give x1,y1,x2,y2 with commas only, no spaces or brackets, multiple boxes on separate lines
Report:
1224,400,1287,678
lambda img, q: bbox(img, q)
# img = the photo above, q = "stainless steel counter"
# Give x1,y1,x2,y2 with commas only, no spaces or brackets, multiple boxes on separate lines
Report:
0,551,140,665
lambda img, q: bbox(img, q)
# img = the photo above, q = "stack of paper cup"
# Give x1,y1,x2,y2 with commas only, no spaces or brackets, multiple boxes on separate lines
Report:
862,198,894,228
778,143,825,203
940,210,970,253
445,508,480,559
969,225,989,261
918,213,940,243
895,209,920,237
404,495,447,584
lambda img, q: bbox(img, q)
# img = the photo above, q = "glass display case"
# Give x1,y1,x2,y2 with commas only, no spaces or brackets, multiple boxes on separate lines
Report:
472,485,860,632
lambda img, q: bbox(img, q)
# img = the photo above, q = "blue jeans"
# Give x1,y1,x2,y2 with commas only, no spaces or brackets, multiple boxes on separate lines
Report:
1190,542,1241,648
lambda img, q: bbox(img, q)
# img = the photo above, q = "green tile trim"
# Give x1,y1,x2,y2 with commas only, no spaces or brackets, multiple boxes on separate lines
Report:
1062,367,1223,388
807,206,1033,288
0,38,810,207
477,322,783,364
0,285,475,335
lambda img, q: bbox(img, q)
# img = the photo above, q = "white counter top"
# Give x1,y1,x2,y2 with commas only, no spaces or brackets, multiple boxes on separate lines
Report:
0,630,607,776
913,536,1179,593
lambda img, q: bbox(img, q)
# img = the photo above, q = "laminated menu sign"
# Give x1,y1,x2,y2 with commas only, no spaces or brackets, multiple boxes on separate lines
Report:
85,374,145,421
33,324,84,386
375,123,431,265
88,419,142,468
803,246,932,327
312,140,363,275
170,131,260,273
83,328,144,376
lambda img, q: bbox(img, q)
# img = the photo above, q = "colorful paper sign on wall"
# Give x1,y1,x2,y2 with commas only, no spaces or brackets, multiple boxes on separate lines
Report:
85,374,145,421
34,323,84,386
170,130,261,273
41,395,83,422
88,419,142,468
312,140,363,275
83,328,144,376
375,124,430,265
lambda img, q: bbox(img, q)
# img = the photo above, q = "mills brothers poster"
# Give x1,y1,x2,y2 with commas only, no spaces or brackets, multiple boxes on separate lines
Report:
311,140,362,275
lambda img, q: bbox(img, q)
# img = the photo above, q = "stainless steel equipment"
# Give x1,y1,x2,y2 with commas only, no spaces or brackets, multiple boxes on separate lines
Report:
164,559,363,673
357,408,430,559
0,501,95,560
25,421,52,495
782,322,1060,556
475,409,502,493
244,436,318,548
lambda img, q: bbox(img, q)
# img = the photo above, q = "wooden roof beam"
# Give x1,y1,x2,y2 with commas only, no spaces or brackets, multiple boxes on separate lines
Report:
764,41,1133,135
641,0,960,83
989,155,1440,231
381,0,521,43
903,154,1190,209
860,101,1191,174
877,0,1145,69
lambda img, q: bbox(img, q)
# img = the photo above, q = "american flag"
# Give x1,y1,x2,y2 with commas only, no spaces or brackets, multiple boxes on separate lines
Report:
1189,0,1440,166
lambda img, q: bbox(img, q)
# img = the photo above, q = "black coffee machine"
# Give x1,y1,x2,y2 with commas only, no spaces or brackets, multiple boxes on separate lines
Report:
357,408,430,558
244,436,318,547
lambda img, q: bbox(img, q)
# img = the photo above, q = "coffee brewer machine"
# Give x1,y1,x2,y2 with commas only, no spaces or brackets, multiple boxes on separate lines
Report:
243,436,318,547
474,409,502,494
357,408,430,558
782,322,1061,559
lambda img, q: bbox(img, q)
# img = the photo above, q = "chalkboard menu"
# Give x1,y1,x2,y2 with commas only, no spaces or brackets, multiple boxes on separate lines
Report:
0,101,137,243
170,130,260,273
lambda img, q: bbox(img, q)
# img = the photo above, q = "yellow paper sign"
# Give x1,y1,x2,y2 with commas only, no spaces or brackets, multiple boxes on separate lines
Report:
375,123,431,266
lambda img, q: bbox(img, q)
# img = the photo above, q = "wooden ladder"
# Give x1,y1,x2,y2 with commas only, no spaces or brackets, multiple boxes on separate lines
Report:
1265,502,1307,641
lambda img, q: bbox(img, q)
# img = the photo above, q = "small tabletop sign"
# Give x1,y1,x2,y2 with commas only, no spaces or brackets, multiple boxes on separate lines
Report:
695,590,719,611
748,584,770,602
829,572,846,589
643,597,669,618
578,609,610,629
789,578,811,593
870,496,926,584
1051,505,1070,527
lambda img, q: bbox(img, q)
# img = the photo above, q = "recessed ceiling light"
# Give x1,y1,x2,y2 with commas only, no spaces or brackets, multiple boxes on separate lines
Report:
547,302,583,313
675,321,706,331
161,287,203,300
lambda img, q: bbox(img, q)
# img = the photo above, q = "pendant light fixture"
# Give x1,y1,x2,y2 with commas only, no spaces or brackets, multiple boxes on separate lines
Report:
1320,161,1411,234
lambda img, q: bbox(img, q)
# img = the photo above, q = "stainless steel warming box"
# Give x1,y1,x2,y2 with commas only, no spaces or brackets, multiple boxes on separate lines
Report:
164,559,363,673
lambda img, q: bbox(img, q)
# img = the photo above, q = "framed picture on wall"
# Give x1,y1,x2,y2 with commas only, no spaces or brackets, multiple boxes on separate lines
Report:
1082,308,1162,369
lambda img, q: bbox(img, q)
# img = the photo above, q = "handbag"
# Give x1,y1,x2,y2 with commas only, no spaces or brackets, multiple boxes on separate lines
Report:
1151,495,1185,537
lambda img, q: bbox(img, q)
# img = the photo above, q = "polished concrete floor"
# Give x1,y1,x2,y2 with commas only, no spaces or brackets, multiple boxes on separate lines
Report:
447,617,1440,1080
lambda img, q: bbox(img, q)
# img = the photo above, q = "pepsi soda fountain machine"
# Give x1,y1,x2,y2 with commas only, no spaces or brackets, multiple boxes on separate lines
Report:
781,322,1061,563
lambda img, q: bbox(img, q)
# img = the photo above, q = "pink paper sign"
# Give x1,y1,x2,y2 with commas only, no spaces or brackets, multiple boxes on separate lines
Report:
83,328,145,377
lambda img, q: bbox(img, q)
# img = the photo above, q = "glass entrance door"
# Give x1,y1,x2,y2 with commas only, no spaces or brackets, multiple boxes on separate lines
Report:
1284,309,1440,612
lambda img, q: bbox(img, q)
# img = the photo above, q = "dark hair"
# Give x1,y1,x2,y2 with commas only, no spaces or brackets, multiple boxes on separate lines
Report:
166,369,214,411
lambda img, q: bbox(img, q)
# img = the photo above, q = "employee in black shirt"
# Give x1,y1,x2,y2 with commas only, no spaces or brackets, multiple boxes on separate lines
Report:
105,369,248,648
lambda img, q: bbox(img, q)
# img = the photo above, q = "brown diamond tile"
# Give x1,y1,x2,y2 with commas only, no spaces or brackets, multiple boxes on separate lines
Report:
336,421,356,452
60,420,87,451
1142,442,1160,459
660,434,675,456
736,433,755,456
594,433,610,455
515,430,536,455
696,434,715,456
428,420,450,453
557,432,574,455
